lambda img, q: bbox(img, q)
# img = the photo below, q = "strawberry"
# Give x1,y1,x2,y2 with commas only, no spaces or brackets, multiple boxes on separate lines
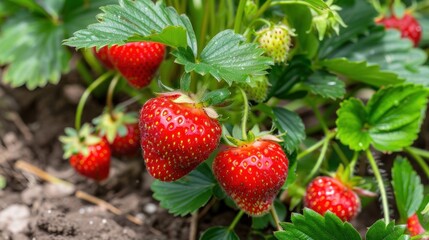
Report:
407,213,426,236
139,93,222,181
213,140,289,215
108,42,165,89
93,109,140,158
304,176,361,221
110,123,140,157
377,13,422,46
238,75,270,102
256,23,294,63
60,124,111,181
92,46,114,69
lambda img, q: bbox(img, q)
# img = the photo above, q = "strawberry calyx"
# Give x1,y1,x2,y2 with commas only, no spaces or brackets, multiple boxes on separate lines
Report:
59,124,102,159
332,164,376,197
222,124,283,147
92,107,138,143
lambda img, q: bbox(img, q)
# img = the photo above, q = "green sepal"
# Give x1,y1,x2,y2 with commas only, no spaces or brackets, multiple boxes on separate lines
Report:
93,107,138,143
59,123,101,159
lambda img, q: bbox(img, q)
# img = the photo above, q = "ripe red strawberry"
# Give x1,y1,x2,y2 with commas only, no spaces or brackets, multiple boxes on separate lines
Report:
92,46,114,69
140,93,222,181
213,140,289,215
108,42,165,88
110,123,140,157
377,13,422,46
60,124,111,181
304,176,360,221
407,213,426,236
93,109,140,158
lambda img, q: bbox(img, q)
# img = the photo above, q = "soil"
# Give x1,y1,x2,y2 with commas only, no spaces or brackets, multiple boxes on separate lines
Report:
0,68,424,240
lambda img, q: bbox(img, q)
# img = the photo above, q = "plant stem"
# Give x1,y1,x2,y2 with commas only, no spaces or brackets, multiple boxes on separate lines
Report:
405,147,429,178
254,0,272,19
348,151,359,175
311,102,329,135
234,0,247,33
366,149,390,224
239,87,249,140
298,131,335,161
407,146,429,160
270,206,282,231
75,71,114,131
270,0,324,14
228,210,244,231
332,141,350,166
106,74,121,120
304,132,333,183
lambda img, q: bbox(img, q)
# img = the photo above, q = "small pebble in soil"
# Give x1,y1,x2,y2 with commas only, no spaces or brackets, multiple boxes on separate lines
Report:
0,204,30,234
144,203,157,214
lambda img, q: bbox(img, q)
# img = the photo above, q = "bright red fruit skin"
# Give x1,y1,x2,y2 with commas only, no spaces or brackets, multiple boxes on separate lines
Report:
213,140,289,216
304,176,360,221
111,123,140,157
69,138,111,181
407,213,426,236
92,46,114,69
377,13,422,46
108,42,165,89
140,94,222,182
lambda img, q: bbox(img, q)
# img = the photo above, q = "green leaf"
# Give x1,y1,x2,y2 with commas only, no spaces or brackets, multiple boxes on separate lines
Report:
64,0,197,55
274,208,361,240
336,98,371,151
0,15,70,89
201,88,231,106
392,157,424,220
366,85,429,151
366,220,409,240
200,227,239,240
303,71,345,99
336,85,428,152
321,58,403,87
273,107,306,154
252,200,286,230
151,163,216,216
174,30,273,85
272,0,329,10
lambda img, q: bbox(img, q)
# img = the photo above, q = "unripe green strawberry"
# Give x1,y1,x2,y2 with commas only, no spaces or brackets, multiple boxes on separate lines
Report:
256,23,294,63
238,76,270,102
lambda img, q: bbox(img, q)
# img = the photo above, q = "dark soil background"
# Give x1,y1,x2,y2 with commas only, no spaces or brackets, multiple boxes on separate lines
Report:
0,68,427,240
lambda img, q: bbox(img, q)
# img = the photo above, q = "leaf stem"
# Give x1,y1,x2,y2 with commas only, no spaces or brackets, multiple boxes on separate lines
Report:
270,206,282,231
75,71,114,131
304,132,334,183
406,146,429,160
270,0,325,14
234,0,247,33
298,132,335,160
228,210,244,231
404,147,429,178
107,74,121,120
254,0,272,19
348,151,360,176
239,87,249,140
366,149,390,224
310,102,329,135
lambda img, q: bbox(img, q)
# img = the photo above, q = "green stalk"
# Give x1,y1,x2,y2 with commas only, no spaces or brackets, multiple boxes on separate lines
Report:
407,146,429,159
405,147,429,178
366,149,390,224
199,1,210,49
234,0,247,33
311,102,329,135
270,206,282,231
297,136,328,160
75,71,114,131
228,210,244,231
332,142,350,166
304,132,333,183
348,151,360,175
239,87,249,140
106,74,121,120
254,0,272,18
270,0,324,14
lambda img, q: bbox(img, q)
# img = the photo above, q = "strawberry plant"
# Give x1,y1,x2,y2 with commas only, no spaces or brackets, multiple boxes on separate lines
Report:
2,0,429,239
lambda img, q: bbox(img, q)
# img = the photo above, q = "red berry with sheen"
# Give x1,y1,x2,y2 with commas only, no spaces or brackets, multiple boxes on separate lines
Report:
110,123,140,157
305,176,360,221
140,94,222,181
69,138,111,181
109,42,165,88
377,13,422,46
407,213,426,236
92,46,114,69
213,140,289,215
